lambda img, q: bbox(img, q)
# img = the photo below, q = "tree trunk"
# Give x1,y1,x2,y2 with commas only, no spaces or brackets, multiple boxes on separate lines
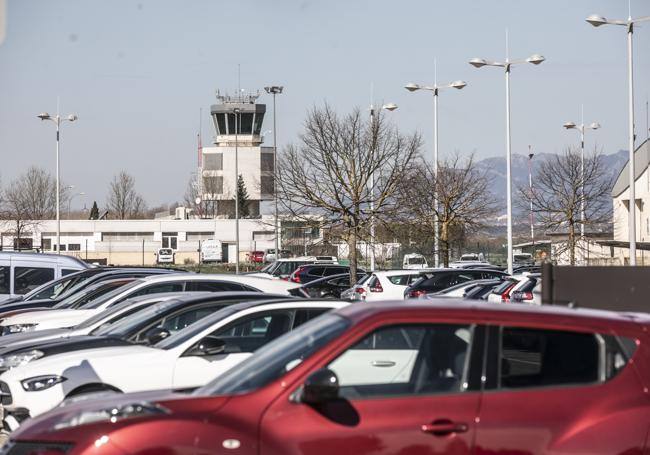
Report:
347,228,358,282
440,221,450,267
568,221,576,266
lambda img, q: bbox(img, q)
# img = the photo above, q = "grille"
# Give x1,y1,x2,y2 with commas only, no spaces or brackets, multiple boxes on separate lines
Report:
2,441,73,455
0,382,11,406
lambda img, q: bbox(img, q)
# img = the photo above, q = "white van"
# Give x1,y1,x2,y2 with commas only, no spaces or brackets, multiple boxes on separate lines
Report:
156,248,175,264
201,239,223,263
0,252,90,301
402,253,429,269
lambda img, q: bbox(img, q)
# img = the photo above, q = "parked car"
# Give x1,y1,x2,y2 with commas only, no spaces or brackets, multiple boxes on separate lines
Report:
509,273,542,305
402,253,428,269
461,279,504,300
155,248,174,264
512,264,541,274
428,278,501,299
248,251,265,263
289,264,363,284
405,268,509,298
299,273,367,299
341,270,422,301
0,274,302,335
0,298,346,427
262,248,293,263
249,256,338,280
0,252,90,301
486,277,520,303
9,300,648,455
0,268,179,310
513,253,535,266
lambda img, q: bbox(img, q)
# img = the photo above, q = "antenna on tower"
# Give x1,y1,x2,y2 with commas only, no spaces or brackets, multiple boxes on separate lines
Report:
238,64,241,100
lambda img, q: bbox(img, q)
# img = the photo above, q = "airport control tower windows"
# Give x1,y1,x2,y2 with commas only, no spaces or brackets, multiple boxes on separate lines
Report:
215,114,227,136
240,113,254,134
253,113,263,135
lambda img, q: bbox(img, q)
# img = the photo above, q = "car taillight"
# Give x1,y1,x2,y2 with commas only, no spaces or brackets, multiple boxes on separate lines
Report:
501,284,516,303
355,287,366,294
370,281,383,293
291,274,301,283
513,291,534,302
408,290,427,299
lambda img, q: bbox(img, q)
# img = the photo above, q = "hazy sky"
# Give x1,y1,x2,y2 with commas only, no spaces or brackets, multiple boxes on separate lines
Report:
1,0,649,210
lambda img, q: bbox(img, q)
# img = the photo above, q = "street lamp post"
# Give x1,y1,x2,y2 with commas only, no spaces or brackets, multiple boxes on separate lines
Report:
37,111,78,254
527,148,534,244
68,191,86,219
368,102,398,272
264,86,283,260
469,53,545,275
563,114,601,243
405,79,467,268
586,12,650,265
233,108,240,274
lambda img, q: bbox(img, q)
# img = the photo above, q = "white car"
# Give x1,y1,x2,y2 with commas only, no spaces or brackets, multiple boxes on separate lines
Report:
0,274,302,335
0,299,347,425
248,257,338,280
0,292,188,352
402,253,428,270
341,270,421,301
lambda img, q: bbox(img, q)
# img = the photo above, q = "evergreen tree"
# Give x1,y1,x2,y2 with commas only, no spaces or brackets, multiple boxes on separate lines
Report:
237,175,251,218
89,201,99,220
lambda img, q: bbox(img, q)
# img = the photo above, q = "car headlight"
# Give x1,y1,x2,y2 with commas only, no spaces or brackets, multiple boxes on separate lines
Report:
54,402,169,430
21,374,66,391
2,323,38,335
0,349,43,370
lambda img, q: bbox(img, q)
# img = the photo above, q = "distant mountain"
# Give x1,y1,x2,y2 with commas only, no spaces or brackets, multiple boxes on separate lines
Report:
476,149,628,216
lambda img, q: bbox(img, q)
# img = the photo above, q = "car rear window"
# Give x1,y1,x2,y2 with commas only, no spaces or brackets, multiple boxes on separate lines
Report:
388,274,417,286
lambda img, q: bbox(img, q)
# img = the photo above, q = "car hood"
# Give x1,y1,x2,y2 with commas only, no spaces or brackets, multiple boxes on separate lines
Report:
0,309,98,330
0,335,134,359
0,328,71,351
11,389,231,441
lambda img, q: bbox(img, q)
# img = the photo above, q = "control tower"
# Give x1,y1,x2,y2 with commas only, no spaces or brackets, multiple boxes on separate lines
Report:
199,91,275,217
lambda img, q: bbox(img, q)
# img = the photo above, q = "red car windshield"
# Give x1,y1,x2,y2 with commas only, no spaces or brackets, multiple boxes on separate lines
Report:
194,313,350,397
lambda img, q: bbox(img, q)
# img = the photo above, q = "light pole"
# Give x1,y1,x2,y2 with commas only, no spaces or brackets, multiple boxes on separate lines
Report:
68,191,85,219
405,79,467,268
586,12,650,265
233,108,240,274
264,86,283,260
563,115,601,243
527,148,534,244
469,53,545,275
37,111,78,254
368,102,398,272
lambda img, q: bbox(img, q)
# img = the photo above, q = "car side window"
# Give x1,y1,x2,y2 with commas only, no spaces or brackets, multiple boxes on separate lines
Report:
292,308,329,328
327,277,349,287
327,324,472,399
322,267,345,277
499,327,600,389
185,281,249,292
133,305,226,342
308,267,326,276
129,282,184,298
0,266,9,294
13,267,55,295
210,310,295,353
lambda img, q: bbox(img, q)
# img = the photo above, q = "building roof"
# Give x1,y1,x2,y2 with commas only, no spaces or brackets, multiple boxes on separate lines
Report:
612,138,650,197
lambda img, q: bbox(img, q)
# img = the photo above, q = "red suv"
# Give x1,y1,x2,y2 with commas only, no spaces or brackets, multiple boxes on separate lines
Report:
4,302,649,455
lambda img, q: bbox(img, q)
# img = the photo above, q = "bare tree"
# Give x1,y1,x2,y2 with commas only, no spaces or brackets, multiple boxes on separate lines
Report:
519,147,613,265
107,171,147,220
0,166,69,248
278,104,421,279
397,153,497,267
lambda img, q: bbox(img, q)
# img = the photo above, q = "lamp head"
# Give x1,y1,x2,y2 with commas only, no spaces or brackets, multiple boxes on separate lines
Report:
586,15,608,27
526,54,545,65
450,80,467,89
37,112,51,120
589,122,601,130
264,86,284,94
563,121,577,130
67,114,78,122
469,58,487,68
382,103,398,111
404,83,420,92
195,197,202,205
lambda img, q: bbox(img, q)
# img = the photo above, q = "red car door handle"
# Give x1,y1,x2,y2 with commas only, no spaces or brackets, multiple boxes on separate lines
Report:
421,420,469,436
